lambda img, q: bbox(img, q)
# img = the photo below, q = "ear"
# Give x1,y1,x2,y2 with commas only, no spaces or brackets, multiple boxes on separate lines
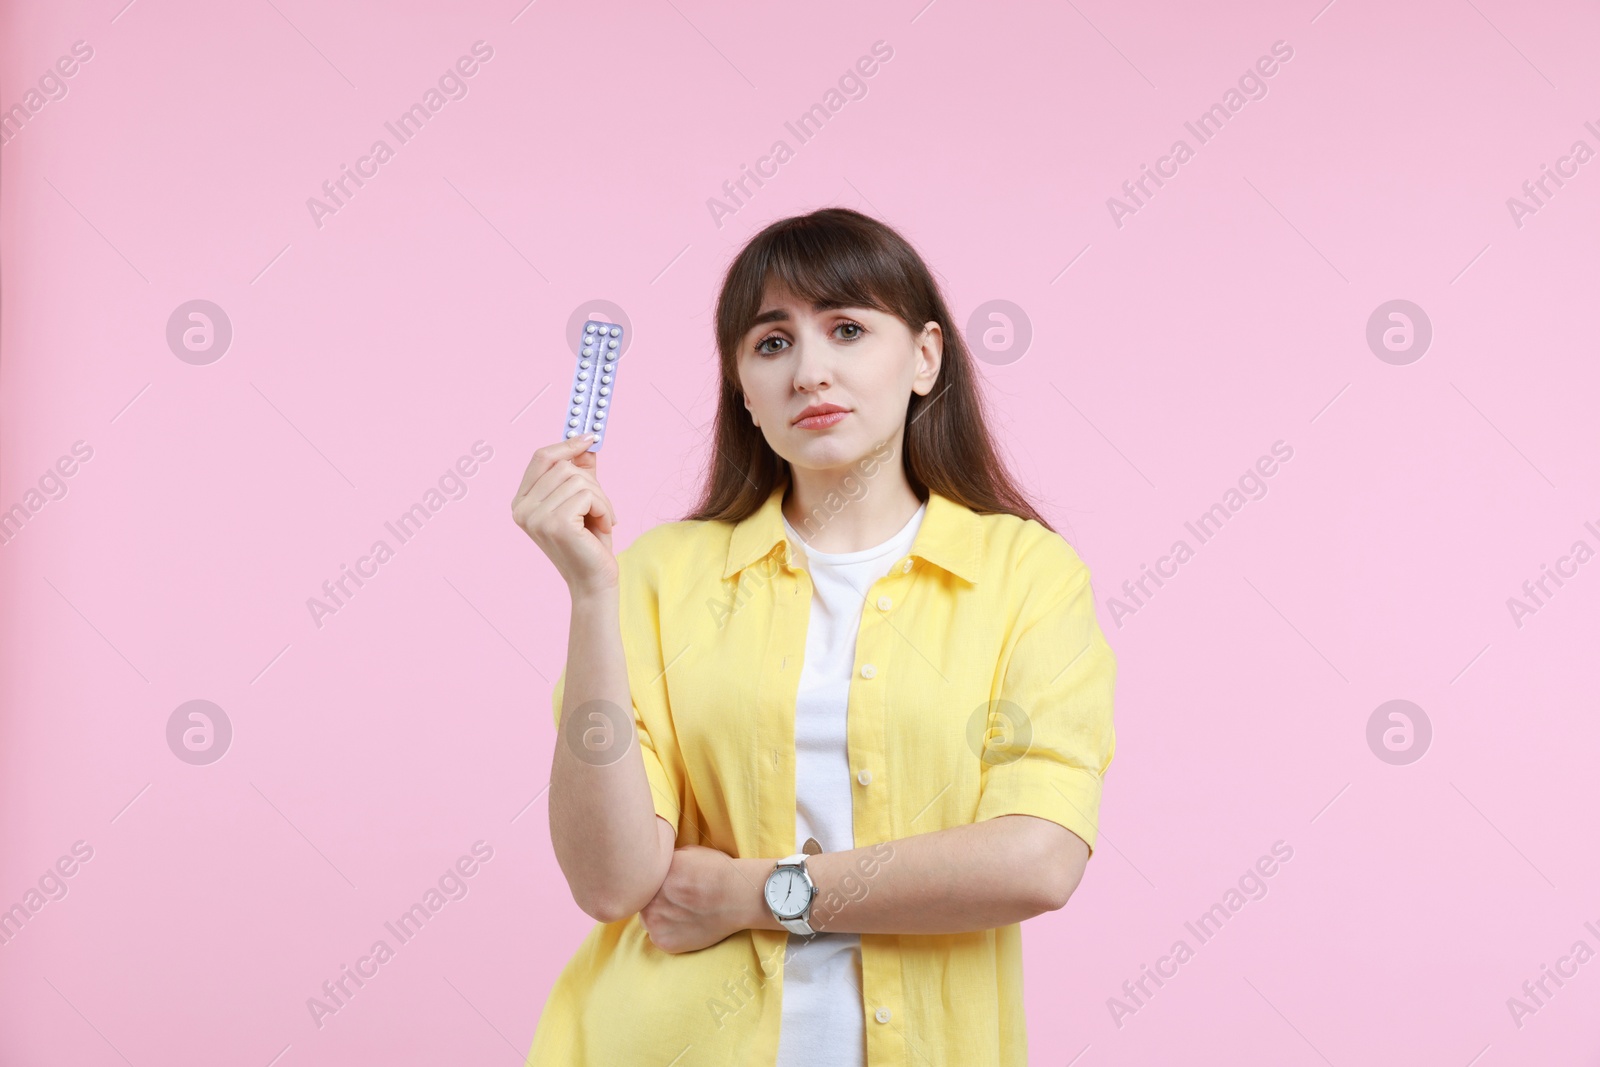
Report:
914,321,943,395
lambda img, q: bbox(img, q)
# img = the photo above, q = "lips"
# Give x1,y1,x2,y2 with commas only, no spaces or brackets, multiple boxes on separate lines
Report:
793,404,849,429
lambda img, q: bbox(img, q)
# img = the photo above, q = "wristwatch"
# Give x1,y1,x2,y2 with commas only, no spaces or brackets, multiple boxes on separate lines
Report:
764,852,818,935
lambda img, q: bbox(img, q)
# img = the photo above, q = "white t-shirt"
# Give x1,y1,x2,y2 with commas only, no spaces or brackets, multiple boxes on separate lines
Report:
774,499,927,1067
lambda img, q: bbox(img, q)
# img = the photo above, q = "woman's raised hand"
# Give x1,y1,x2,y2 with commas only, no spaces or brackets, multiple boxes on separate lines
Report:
512,435,620,597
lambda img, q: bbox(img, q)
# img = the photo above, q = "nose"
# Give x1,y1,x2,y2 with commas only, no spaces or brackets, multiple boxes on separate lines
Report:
790,331,834,391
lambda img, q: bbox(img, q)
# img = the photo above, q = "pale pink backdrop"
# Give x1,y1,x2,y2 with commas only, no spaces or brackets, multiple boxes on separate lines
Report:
3,0,1598,1063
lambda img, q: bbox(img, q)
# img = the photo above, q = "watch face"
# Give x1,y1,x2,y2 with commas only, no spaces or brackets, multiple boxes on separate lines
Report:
765,867,809,920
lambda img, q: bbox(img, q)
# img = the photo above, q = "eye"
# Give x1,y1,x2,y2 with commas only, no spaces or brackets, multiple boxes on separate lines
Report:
752,318,865,356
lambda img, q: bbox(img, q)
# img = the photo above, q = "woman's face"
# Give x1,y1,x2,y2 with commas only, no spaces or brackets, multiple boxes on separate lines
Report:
735,284,942,475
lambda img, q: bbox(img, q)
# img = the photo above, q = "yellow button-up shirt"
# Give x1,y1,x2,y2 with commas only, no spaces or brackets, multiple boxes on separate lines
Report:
526,481,1117,1067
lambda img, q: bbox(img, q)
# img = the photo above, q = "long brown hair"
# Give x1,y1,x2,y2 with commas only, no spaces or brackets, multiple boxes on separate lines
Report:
682,207,1055,534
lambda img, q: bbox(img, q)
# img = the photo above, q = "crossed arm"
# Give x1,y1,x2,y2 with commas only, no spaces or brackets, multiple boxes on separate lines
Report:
630,812,1091,954
550,587,1093,951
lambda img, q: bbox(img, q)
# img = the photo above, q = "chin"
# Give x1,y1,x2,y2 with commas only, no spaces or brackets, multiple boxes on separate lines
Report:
781,438,871,472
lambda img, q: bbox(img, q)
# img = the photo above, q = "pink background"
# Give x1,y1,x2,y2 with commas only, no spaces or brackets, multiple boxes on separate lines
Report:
3,0,1598,1062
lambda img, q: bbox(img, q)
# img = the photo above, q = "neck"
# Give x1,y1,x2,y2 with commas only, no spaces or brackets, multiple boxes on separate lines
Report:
782,466,923,553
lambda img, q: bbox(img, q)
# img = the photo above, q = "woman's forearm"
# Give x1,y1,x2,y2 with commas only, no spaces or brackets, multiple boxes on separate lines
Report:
730,814,1088,936
548,587,672,922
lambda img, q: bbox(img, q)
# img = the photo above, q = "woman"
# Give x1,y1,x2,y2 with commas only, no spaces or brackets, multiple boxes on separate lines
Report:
513,207,1117,1066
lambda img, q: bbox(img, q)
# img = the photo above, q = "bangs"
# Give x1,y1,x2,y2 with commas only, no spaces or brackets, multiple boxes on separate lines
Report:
721,213,913,351
761,228,896,315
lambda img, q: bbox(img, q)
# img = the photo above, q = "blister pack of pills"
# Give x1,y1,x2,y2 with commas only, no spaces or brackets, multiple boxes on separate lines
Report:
562,319,625,451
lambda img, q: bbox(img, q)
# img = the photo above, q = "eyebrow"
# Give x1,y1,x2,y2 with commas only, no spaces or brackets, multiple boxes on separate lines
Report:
748,300,870,328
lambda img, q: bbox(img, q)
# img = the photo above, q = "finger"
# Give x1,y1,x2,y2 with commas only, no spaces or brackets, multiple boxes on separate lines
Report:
512,456,582,524
546,475,616,535
555,454,615,530
578,479,617,536
512,435,597,505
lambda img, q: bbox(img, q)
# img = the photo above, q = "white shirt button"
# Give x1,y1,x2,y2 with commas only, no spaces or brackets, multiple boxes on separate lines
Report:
901,559,912,573
874,1007,891,1023
857,769,873,786
876,595,892,611
860,664,876,679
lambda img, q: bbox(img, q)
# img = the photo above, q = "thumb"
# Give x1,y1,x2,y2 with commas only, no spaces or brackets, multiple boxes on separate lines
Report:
585,486,616,535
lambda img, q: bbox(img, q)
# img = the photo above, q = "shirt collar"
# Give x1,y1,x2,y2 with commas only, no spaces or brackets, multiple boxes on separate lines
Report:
723,481,983,584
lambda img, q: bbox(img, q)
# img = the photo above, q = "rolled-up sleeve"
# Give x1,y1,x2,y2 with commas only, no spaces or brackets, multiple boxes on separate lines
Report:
549,543,686,837
972,549,1117,856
